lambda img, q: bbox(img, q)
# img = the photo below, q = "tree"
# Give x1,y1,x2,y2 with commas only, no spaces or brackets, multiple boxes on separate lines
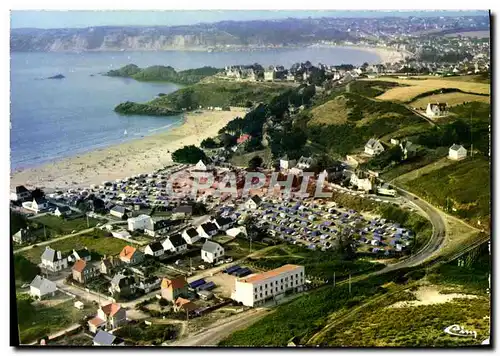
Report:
201,137,219,149
14,255,40,282
172,145,207,164
31,188,45,201
10,210,27,236
337,229,356,260
192,202,207,216
248,156,263,170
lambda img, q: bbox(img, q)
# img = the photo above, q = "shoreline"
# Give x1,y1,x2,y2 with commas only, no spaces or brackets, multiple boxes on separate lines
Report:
10,108,247,192
307,43,413,64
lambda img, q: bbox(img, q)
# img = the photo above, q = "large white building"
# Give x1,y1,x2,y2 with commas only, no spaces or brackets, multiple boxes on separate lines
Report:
232,264,305,307
127,214,151,231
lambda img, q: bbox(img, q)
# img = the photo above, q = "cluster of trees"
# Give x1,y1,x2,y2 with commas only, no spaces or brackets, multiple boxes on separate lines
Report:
14,255,41,282
171,145,208,164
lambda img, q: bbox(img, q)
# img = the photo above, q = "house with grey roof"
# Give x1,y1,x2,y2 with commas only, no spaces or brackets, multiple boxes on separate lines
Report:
93,330,125,346
30,275,57,299
68,247,92,263
197,222,219,239
201,240,225,264
109,273,136,297
144,241,164,257
296,156,314,170
110,205,128,219
364,138,385,156
41,246,68,272
449,144,467,161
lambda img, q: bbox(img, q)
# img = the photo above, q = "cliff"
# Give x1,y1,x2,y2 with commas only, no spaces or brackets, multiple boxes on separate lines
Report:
10,19,353,52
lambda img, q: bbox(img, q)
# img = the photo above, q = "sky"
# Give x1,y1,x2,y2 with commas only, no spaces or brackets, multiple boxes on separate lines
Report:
10,10,489,29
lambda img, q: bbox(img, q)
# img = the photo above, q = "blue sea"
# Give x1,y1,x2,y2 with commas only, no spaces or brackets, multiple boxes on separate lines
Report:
10,47,380,170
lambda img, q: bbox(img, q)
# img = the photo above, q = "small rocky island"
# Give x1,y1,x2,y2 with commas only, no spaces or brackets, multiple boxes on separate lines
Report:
47,74,65,79
114,101,181,116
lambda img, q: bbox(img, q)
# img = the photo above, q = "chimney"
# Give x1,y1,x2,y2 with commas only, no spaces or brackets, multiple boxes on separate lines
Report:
57,251,62,260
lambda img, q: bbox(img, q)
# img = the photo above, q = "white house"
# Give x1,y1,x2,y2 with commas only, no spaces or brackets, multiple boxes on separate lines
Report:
226,226,247,238
182,227,200,245
426,103,448,118
279,156,296,171
41,247,68,272
54,206,72,217
213,217,233,231
162,234,188,254
244,195,262,210
350,172,373,192
296,156,314,170
232,264,305,307
144,241,165,257
194,160,209,171
364,139,385,156
196,222,219,239
127,214,151,231
449,144,467,160
201,240,225,264
144,219,172,237
29,275,57,299
10,185,31,202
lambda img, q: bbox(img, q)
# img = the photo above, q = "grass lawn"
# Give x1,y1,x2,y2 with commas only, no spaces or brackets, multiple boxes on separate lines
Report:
30,215,102,236
17,297,95,344
224,237,267,260
399,157,490,227
20,231,137,264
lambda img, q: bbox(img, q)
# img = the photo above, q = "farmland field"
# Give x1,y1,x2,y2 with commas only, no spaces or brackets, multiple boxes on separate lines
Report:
19,231,136,264
365,77,490,102
444,30,490,38
410,92,490,109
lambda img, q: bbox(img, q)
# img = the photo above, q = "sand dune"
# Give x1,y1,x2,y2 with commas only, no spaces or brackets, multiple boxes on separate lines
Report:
10,108,247,192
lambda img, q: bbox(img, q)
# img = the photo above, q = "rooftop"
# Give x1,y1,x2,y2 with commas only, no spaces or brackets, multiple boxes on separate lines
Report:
240,264,303,284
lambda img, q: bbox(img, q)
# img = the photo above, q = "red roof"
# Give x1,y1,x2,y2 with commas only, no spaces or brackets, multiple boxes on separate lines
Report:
241,264,302,284
237,134,252,144
100,303,122,317
119,246,137,261
88,317,105,326
72,259,87,273
161,276,187,290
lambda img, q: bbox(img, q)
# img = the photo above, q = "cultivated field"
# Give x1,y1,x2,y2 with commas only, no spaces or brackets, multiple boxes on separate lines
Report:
309,96,351,125
366,77,490,102
410,92,490,109
444,30,490,38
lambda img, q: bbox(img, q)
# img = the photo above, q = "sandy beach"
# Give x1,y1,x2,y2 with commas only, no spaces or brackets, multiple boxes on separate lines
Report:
308,44,413,64
10,108,247,191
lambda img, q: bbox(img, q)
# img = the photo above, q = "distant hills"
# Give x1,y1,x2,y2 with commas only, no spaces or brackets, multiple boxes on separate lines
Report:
10,18,354,52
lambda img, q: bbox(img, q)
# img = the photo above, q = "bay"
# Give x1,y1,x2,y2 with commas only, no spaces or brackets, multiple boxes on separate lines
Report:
10,47,380,170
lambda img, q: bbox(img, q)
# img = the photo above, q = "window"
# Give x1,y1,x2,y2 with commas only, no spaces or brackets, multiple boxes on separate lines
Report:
260,286,262,291
260,293,263,298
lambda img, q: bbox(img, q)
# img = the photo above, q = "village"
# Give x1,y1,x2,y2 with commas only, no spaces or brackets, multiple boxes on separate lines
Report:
11,142,445,346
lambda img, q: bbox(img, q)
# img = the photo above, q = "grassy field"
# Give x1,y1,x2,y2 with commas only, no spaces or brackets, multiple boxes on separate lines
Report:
366,77,490,102
219,270,416,346
398,157,490,227
444,30,490,38
224,237,267,260
19,231,136,264
113,322,179,345
309,96,351,125
30,215,101,236
247,245,385,281
318,246,490,347
319,296,490,347
17,296,94,344
410,92,490,109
